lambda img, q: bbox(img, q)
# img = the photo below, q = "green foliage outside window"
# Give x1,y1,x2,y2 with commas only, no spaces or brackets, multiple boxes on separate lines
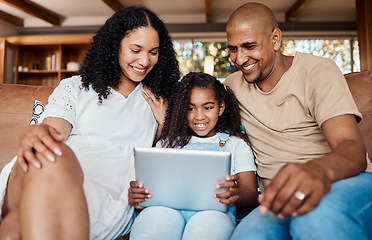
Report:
281,39,359,74
173,37,359,79
173,41,238,78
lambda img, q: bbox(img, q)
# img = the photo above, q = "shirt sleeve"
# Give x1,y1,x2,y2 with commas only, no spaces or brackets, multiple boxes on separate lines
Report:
155,140,163,148
229,137,256,175
306,59,362,127
40,76,80,129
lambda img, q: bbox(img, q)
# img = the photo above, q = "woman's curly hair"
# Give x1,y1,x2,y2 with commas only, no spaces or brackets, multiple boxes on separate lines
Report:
79,6,179,102
159,72,250,148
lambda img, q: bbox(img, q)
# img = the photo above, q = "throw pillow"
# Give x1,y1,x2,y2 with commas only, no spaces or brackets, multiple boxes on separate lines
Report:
30,100,46,125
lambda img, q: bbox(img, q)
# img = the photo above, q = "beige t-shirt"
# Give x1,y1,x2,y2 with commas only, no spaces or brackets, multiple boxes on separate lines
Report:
224,52,370,188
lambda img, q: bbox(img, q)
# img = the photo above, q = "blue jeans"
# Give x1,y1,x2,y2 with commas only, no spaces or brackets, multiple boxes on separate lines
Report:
130,206,235,240
231,172,372,240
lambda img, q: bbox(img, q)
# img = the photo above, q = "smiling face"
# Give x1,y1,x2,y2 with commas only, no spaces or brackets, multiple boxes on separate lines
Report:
118,26,159,84
187,87,225,138
227,23,280,84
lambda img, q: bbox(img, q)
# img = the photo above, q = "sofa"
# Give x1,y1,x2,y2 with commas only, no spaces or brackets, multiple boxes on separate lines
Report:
0,71,371,237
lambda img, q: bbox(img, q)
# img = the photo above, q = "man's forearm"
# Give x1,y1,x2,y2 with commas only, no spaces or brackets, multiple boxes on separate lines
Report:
307,139,366,183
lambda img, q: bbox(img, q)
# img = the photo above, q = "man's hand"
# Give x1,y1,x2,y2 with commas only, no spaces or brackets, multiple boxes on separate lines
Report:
259,114,366,219
128,181,152,210
258,161,331,219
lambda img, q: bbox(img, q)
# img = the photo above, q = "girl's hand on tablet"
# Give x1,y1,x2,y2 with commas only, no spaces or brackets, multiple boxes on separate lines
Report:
214,174,239,205
128,181,152,210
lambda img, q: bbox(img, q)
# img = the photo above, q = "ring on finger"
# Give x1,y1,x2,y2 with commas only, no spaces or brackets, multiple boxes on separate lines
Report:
294,191,305,201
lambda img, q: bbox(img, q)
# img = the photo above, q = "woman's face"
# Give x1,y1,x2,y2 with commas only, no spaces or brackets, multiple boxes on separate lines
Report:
118,26,160,83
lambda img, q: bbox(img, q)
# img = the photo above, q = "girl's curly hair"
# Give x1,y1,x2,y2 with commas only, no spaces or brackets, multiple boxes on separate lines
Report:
79,6,179,102
159,72,250,148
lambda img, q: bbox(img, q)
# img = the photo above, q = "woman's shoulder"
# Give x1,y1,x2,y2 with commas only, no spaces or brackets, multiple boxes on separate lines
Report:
58,75,83,88
48,75,89,102
53,75,83,91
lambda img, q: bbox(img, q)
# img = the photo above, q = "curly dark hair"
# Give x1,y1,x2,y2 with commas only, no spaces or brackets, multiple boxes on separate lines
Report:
79,6,179,102
159,72,250,148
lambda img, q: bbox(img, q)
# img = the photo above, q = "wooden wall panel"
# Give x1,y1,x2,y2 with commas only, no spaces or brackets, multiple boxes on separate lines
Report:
356,0,372,71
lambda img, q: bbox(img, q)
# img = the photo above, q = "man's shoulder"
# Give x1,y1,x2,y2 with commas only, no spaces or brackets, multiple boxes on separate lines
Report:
224,71,243,88
293,52,336,72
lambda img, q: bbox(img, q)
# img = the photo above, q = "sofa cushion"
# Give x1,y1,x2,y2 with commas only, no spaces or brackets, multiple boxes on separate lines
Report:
0,84,54,170
344,71,372,159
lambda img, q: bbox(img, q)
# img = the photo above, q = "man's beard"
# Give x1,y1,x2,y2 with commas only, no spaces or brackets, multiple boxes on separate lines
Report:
243,72,263,84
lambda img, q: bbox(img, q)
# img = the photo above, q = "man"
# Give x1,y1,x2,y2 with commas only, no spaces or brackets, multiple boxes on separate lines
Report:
224,2,372,239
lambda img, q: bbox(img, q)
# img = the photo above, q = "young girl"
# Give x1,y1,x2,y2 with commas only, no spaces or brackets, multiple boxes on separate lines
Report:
128,72,258,240
0,7,179,240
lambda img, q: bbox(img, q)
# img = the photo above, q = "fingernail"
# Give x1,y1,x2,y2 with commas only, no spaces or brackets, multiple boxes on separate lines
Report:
145,189,149,194
260,206,268,215
33,162,41,169
279,214,284,219
292,212,298,217
22,166,28,172
216,184,220,189
47,154,55,162
54,148,62,156
138,183,143,188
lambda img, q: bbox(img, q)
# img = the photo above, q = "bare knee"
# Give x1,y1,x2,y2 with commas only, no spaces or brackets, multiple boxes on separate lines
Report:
0,209,21,240
28,143,84,184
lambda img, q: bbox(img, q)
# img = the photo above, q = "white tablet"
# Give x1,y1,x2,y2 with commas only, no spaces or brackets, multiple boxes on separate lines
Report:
134,147,231,212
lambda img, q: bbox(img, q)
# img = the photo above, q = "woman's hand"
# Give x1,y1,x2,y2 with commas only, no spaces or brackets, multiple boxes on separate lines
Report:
128,181,152,210
214,174,240,205
17,123,65,172
142,87,168,137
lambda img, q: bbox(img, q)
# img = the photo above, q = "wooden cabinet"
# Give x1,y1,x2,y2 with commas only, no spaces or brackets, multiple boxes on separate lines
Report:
0,34,93,86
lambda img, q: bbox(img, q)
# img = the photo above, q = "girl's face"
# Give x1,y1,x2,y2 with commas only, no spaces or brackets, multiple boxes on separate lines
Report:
118,26,159,84
187,87,225,138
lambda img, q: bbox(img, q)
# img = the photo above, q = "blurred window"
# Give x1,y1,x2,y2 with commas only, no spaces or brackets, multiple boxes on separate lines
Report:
173,36,359,79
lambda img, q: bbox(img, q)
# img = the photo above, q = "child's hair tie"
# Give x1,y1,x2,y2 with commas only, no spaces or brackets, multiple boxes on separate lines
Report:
240,125,247,133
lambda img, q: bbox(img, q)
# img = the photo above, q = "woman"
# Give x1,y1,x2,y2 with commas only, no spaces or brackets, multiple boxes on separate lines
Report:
0,6,179,240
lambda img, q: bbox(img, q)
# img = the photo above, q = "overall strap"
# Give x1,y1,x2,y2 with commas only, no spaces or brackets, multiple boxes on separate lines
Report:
217,132,230,147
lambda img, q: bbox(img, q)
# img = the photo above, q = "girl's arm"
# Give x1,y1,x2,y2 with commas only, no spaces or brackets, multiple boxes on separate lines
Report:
215,171,258,211
234,171,259,210
17,117,72,172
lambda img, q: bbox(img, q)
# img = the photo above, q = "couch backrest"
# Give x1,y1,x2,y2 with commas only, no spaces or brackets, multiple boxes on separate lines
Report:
344,70,372,159
0,71,371,171
0,84,54,170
